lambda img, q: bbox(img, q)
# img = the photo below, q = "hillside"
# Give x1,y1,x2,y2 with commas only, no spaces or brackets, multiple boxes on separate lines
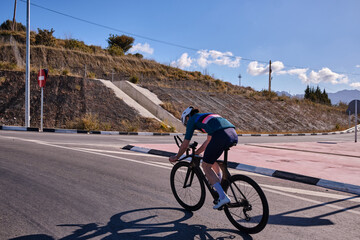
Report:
0,70,166,132
0,31,351,133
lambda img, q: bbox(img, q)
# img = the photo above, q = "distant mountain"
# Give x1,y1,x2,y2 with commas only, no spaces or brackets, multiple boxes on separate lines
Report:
275,91,292,97
276,89,360,105
328,90,360,105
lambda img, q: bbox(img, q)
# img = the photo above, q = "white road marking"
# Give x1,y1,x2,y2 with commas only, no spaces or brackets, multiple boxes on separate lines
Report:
261,184,360,203
74,148,167,158
261,187,360,216
0,136,172,170
1,135,359,216
149,161,174,167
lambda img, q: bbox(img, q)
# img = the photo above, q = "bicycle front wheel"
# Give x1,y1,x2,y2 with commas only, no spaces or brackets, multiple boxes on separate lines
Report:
170,161,205,211
224,174,269,234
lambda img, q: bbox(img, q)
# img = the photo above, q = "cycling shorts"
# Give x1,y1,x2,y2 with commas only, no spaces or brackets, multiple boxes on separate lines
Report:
203,127,238,164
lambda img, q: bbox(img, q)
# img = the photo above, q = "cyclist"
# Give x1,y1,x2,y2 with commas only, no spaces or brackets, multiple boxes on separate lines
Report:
169,106,238,209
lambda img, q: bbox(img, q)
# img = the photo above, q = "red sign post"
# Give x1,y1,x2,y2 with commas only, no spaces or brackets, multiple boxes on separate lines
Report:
37,69,47,87
37,69,48,131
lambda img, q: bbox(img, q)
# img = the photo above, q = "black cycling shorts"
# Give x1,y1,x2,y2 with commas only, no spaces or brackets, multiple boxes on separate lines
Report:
203,128,238,164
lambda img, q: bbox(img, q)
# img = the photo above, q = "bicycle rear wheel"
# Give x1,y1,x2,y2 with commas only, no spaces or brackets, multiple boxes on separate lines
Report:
170,161,205,211
224,174,269,234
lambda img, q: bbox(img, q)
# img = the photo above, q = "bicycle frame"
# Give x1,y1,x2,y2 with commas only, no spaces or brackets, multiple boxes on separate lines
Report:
172,136,269,233
174,136,245,208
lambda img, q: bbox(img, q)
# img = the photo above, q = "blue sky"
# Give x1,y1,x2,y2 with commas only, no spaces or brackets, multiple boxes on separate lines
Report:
1,0,360,94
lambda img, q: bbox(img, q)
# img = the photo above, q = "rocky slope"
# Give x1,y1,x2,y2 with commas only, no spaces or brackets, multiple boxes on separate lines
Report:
0,38,350,133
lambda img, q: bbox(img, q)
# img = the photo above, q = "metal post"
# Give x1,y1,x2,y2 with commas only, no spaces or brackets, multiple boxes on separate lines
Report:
12,0,17,31
25,0,30,127
268,60,272,93
356,100,358,143
349,111,351,129
40,87,43,132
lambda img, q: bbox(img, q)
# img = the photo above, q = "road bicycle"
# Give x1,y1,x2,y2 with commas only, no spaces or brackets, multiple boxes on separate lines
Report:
170,136,269,234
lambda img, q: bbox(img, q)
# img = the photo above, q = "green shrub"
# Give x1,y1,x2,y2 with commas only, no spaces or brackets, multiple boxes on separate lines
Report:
129,75,139,84
64,39,99,54
108,45,124,56
0,20,26,31
66,113,112,131
87,72,96,79
62,69,70,75
35,28,56,46
0,61,17,70
0,76,6,86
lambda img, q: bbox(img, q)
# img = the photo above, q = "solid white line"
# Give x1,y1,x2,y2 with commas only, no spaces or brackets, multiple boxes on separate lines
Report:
261,184,360,203
0,136,172,170
75,147,167,158
148,161,173,167
261,187,360,216
2,135,359,215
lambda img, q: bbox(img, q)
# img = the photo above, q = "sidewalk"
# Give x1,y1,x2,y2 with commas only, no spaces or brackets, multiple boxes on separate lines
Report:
124,141,360,195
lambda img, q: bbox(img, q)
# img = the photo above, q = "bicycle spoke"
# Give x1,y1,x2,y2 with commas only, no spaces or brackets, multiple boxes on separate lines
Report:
224,175,269,234
170,162,206,211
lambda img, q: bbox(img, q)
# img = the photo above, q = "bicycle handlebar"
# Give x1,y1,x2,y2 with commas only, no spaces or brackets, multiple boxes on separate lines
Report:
173,136,199,159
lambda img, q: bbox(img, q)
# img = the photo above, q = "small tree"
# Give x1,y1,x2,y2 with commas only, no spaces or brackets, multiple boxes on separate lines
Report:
108,45,124,56
35,28,56,46
0,19,26,31
304,85,331,105
107,34,134,53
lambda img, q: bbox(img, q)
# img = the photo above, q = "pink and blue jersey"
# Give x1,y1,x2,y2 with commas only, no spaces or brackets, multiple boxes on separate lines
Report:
185,113,235,140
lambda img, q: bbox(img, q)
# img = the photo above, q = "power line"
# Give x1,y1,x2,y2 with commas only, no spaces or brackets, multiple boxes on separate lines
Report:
17,0,269,64
18,0,360,77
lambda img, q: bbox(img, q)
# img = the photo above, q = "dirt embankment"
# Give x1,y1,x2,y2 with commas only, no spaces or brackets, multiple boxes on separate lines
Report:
140,83,348,133
0,70,164,132
0,40,349,133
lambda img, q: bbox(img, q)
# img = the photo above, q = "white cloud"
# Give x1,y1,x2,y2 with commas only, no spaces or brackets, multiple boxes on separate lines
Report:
129,43,154,54
285,68,309,83
350,82,360,88
170,50,241,69
307,68,348,84
247,61,348,85
247,61,268,76
247,61,284,76
171,53,193,69
356,65,360,68
197,50,241,68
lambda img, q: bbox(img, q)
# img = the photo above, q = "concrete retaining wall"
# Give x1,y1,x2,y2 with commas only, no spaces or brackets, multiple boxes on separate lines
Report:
113,81,186,132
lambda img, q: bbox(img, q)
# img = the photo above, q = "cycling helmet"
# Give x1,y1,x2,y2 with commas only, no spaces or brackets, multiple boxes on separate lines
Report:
181,106,193,126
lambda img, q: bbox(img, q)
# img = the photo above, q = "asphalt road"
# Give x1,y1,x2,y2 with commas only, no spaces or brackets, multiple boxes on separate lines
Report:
0,131,359,239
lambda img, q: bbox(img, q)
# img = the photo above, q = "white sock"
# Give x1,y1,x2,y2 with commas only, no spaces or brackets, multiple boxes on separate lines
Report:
213,182,226,200
217,171,222,181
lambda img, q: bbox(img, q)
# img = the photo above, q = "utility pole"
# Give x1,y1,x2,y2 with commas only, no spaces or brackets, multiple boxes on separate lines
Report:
25,0,30,127
12,0,17,31
268,60,272,93
238,74,242,87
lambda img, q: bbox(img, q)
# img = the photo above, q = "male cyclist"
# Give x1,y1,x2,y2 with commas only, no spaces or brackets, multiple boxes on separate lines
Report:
169,106,238,209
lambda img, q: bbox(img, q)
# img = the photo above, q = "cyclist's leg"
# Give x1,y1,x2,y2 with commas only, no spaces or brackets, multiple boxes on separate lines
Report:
202,162,220,185
212,162,222,181
202,131,231,208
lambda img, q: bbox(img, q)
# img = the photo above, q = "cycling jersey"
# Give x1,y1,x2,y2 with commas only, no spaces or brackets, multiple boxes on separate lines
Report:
185,113,235,140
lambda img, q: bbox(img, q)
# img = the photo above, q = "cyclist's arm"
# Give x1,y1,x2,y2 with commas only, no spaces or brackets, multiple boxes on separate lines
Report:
169,139,190,162
195,135,212,155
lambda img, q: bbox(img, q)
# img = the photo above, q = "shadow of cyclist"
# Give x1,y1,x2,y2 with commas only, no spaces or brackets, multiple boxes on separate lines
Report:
10,207,252,240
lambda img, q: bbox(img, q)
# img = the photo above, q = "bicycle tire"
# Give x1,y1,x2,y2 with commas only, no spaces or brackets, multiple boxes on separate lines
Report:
170,161,206,211
224,174,269,234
